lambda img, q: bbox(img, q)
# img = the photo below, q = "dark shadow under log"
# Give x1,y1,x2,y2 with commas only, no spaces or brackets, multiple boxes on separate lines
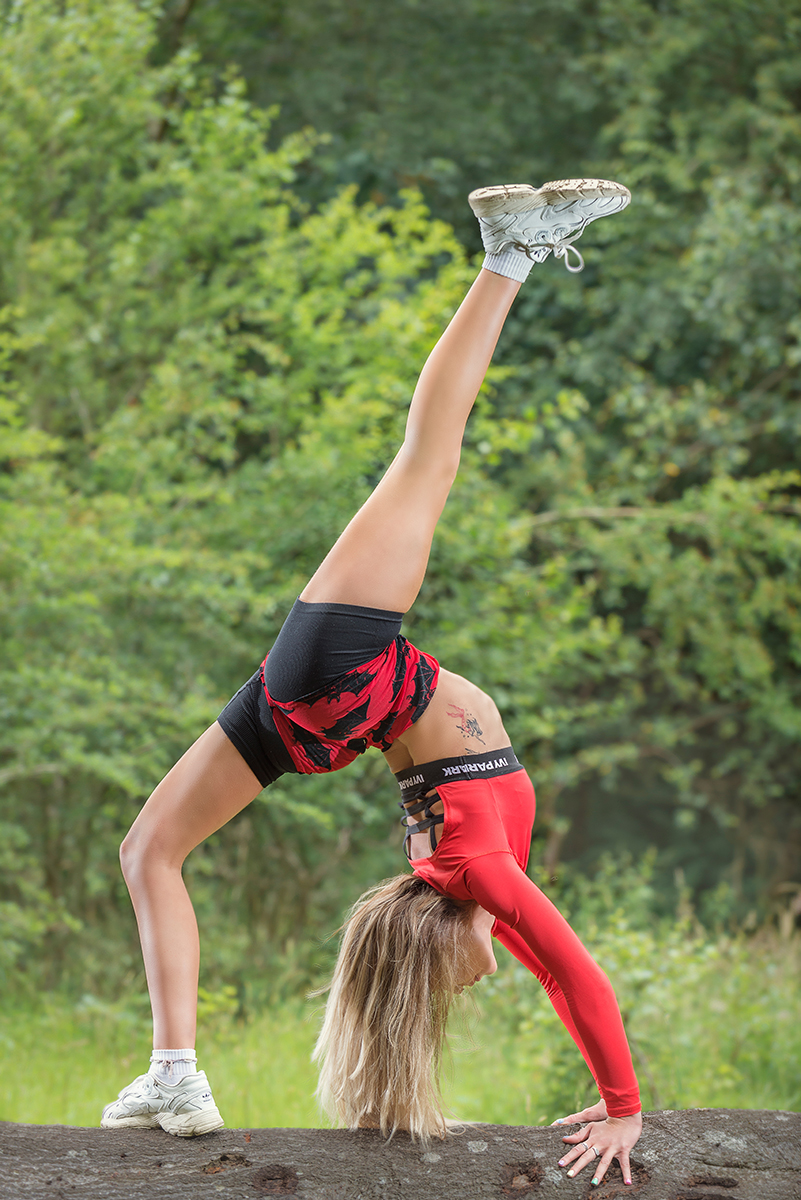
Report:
1,1109,798,1200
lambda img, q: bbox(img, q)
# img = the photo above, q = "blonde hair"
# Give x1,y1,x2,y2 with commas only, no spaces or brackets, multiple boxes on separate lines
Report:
312,874,474,1143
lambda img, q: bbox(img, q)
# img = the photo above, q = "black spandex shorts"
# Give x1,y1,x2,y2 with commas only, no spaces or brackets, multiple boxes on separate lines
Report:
217,599,439,786
216,670,296,787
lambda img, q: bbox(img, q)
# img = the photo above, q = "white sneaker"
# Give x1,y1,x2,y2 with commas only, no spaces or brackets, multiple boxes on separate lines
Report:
469,178,631,272
101,1069,225,1137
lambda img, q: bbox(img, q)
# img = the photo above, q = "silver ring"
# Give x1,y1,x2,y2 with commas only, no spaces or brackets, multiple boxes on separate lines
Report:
591,1145,601,1159
578,1141,589,1152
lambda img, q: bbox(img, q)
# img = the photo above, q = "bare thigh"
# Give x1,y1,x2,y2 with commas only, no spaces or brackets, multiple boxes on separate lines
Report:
300,270,519,612
123,722,263,865
300,448,452,612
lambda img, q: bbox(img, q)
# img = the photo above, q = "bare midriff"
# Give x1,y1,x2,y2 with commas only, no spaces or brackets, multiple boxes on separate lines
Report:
382,667,510,860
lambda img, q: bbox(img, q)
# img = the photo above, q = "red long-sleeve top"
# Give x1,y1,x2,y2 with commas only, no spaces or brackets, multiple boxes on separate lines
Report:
462,852,641,1117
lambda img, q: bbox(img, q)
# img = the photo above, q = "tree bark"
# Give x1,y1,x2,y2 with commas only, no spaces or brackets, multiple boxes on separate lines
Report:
1,1109,798,1199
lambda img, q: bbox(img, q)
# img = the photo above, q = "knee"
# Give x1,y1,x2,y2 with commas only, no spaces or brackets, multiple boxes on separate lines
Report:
398,440,461,488
119,823,176,888
119,827,142,886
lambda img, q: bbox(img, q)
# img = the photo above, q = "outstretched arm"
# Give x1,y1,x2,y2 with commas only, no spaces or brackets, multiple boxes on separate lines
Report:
464,852,640,1115
491,919,599,1080
462,852,641,1185
492,917,641,1186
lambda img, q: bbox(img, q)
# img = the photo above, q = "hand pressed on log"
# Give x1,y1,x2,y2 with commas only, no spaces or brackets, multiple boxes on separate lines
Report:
552,1099,642,1187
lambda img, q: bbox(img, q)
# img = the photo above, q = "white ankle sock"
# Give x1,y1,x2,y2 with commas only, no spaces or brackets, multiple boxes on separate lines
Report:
149,1048,198,1084
482,249,534,282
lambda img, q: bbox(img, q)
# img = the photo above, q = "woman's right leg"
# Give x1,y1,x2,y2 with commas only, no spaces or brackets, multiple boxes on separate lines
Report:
101,720,261,1132
119,722,263,1050
300,267,521,613
102,722,263,1133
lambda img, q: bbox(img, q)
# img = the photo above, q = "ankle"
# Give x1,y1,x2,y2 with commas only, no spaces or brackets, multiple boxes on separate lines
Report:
482,250,534,282
149,1048,198,1083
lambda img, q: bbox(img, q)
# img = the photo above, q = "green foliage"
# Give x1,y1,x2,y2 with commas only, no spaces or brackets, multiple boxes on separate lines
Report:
178,0,801,897
1,0,800,1007
180,0,801,247
489,0,801,889
0,0,501,995
179,0,605,237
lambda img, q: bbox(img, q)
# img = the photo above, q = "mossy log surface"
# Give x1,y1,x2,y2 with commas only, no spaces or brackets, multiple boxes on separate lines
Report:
1,1109,798,1200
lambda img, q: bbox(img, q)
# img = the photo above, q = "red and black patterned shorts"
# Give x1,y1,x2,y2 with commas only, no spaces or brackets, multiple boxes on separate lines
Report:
218,600,439,784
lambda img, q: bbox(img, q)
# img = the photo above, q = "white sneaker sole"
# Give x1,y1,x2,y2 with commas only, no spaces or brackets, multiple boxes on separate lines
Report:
468,178,630,218
158,1105,225,1137
100,1113,161,1129
101,1105,224,1136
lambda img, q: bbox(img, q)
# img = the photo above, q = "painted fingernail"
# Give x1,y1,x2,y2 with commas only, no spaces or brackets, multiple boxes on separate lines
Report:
567,1170,575,1178
558,1159,566,1167
625,1180,633,1186
592,1178,600,1187
554,1118,565,1125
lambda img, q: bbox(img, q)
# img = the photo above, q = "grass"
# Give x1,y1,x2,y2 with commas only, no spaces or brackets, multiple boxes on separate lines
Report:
1,924,799,1129
0,998,321,1128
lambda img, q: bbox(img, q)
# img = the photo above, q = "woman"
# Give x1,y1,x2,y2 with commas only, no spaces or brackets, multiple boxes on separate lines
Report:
102,178,641,1189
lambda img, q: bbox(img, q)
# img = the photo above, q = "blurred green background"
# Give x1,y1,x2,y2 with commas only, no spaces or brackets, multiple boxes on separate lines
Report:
1,0,799,1123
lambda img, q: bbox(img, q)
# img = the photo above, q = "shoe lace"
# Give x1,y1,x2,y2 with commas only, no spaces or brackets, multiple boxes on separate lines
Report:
519,235,585,273
552,241,585,273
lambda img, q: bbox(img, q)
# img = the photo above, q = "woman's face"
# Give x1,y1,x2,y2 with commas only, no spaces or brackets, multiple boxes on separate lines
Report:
459,904,497,989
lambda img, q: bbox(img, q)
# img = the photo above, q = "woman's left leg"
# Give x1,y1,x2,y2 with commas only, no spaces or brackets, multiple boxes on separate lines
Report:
301,177,633,613
301,267,520,612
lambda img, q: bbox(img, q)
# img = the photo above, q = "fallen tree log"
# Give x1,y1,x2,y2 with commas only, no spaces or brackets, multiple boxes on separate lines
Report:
1,1109,798,1200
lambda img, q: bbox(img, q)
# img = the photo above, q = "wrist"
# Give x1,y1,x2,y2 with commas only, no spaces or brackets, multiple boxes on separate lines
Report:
608,1111,642,1126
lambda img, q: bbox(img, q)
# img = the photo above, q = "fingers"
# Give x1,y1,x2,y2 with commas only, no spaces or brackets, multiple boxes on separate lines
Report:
590,1148,614,1187
558,1139,598,1180
555,1108,639,1188
552,1100,608,1127
551,1105,595,1125
557,1140,635,1188
618,1149,633,1187
592,1148,634,1189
